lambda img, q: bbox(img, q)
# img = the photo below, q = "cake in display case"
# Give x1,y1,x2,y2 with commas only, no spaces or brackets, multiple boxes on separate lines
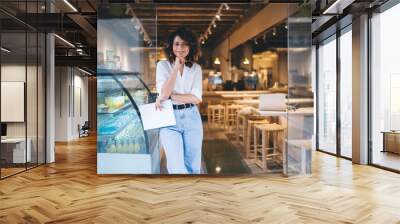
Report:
97,69,159,174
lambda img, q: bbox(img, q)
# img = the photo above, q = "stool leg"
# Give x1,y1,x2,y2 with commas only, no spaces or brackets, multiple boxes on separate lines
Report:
261,131,267,171
207,107,211,125
245,122,251,159
253,126,257,159
236,116,239,142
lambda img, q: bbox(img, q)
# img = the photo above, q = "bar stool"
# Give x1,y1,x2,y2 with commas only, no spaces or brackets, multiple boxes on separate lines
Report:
245,118,269,159
235,107,258,143
207,104,225,129
253,123,284,171
225,104,242,131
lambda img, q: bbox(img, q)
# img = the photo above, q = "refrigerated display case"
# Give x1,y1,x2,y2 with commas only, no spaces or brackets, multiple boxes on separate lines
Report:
97,68,159,174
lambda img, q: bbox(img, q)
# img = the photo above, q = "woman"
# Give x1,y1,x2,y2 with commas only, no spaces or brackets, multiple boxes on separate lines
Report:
155,27,203,174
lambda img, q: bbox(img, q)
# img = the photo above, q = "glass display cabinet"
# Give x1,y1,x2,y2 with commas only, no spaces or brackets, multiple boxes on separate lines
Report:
97,68,159,174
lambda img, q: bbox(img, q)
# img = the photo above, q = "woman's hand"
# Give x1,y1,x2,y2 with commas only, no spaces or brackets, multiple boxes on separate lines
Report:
155,98,163,111
173,57,185,71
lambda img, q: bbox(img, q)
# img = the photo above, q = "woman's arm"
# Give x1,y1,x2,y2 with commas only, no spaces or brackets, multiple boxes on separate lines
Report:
159,66,179,101
158,58,184,101
171,93,201,104
155,58,184,110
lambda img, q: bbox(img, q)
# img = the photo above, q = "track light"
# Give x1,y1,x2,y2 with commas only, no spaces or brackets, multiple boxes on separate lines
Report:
78,67,92,76
63,0,78,12
1,47,11,53
215,14,221,21
54,34,75,48
223,3,230,10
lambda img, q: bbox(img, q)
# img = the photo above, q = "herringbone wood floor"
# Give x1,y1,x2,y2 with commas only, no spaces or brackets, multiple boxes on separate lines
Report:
1,135,400,224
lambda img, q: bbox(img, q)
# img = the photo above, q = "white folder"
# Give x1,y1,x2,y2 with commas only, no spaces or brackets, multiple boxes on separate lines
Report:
138,100,176,130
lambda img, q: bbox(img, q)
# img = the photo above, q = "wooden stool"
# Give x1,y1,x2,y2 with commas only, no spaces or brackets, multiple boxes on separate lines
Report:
225,104,242,131
253,123,284,171
208,104,225,129
235,107,259,143
246,118,269,159
236,113,246,143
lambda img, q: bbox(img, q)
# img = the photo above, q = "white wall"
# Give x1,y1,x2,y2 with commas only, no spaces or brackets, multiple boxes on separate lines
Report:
55,67,89,141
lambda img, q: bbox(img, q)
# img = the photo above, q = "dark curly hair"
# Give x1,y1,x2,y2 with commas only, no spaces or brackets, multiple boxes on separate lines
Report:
164,27,200,68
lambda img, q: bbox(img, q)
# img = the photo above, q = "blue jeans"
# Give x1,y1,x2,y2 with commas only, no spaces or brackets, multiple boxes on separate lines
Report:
160,105,203,174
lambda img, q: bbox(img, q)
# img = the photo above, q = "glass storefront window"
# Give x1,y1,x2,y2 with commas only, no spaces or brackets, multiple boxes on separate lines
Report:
371,3,400,171
339,27,352,158
317,36,337,155
0,1,46,179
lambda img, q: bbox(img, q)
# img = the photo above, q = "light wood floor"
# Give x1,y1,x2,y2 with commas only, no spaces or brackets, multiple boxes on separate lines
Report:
1,135,400,223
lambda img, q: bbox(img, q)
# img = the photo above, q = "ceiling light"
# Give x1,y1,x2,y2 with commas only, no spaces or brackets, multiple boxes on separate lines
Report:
214,57,221,65
54,34,75,48
284,25,288,29
272,28,277,36
322,0,354,15
243,57,250,65
201,40,205,45
208,29,212,35
254,39,258,45
78,67,92,76
223,3,230,10
63,0,78,12
215,14,221,21
213,23,217,28
1,47,11,53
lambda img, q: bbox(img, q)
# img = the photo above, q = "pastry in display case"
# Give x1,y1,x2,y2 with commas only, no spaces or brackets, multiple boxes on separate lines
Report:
97,68,159,174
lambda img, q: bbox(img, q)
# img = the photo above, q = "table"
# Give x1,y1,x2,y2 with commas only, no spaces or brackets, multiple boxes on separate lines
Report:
258,107,314,142
258,108,314,174
258,107,314,116
232,98,314,107
1,138,32,163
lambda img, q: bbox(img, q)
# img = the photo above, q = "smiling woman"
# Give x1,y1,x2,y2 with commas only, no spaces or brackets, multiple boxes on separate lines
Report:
156,27,204,174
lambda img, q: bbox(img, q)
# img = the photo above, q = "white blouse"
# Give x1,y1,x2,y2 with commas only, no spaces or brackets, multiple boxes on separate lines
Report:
156,60,203,104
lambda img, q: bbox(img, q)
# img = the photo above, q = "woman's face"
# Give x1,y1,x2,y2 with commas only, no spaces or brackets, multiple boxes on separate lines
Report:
172,35,189,59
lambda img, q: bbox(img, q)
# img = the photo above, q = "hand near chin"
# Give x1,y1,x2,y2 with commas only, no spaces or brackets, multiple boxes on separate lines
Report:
173,57,185,70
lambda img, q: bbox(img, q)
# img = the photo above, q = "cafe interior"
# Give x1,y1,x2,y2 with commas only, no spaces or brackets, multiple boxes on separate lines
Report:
97,2,313,175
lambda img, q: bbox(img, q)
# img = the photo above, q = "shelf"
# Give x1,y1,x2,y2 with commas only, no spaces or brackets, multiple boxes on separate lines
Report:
97,68,140,76
98,102,131,115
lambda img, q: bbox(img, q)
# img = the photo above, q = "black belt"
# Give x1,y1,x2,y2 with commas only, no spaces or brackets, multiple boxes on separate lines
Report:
173,103,195,110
